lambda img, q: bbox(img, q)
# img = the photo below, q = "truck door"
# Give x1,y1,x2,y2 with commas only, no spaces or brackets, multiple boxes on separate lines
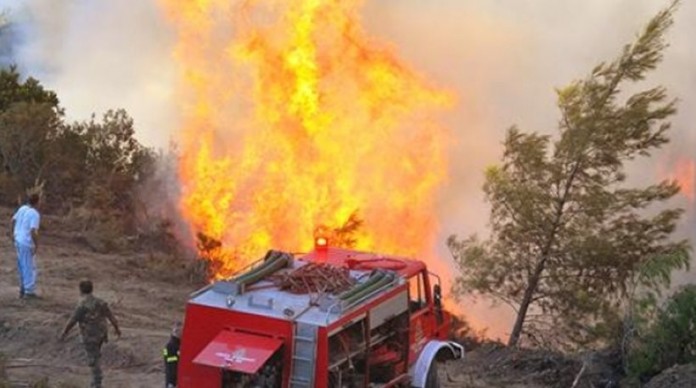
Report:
407,270,433,363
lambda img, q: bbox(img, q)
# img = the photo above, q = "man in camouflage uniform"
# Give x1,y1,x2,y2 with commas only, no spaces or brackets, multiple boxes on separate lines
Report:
60,280,121,388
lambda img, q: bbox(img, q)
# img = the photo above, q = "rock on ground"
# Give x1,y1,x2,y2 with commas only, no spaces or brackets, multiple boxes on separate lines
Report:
644,363,696,388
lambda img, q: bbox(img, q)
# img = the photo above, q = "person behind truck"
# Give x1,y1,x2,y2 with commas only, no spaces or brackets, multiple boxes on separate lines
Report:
60,280,121,388
164,321,182,388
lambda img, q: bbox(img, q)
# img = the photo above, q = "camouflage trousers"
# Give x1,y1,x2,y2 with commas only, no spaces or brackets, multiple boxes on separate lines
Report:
84,341,103,388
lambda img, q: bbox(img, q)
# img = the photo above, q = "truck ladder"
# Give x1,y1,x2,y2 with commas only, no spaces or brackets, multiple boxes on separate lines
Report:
289,322,318,388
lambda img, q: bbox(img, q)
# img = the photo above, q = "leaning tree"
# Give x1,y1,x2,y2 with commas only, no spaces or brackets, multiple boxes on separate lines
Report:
448,1,690,348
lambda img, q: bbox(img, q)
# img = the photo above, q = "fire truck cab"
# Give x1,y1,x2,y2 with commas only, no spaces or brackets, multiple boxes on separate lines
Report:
178,245,463,387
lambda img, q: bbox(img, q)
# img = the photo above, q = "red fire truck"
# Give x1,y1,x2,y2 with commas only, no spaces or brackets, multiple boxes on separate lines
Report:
178,241,464,387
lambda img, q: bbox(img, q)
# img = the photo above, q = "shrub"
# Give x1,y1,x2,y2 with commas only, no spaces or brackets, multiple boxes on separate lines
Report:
628,285,696,380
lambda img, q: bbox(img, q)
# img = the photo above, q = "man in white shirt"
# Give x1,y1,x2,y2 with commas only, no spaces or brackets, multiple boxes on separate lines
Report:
11,193,41,298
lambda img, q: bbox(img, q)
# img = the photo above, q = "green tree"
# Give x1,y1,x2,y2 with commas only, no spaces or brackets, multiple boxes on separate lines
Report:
0,67,62,203
41,122,91,208
0,66,60,112
79,109,153,212
448,1,689,348
0,102,60,192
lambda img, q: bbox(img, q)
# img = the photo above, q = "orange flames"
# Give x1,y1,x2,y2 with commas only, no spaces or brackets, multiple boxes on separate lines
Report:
671,158,695,202
160,0,453,277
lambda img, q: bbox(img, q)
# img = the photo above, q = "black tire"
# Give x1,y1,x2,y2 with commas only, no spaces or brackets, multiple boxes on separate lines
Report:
424,361,439,388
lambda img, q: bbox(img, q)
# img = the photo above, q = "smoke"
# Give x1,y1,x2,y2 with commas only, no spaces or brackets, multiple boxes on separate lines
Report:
0,9,17,66
362,0,695,230
362,0,696,337
0,0,177,147
3,0,694,337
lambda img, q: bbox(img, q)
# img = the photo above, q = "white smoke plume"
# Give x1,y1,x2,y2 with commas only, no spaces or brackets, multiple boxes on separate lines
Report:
0,0,177,147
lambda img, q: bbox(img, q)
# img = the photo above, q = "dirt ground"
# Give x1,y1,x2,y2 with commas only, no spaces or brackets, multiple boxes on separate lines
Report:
0,207,196,387
437,343,622,388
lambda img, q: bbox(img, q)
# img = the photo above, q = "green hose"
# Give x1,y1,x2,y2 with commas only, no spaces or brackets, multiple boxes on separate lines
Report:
342,272,395,305
234,251,281,283
338,270,385,300
233,250,289,287
240,254,289,285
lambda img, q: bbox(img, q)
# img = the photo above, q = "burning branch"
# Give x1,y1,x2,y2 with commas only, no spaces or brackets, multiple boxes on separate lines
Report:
195,232,225,279
315,211,364,249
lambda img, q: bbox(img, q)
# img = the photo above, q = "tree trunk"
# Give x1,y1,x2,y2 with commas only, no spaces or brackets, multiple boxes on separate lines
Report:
507,148,582,347
507,261,545,347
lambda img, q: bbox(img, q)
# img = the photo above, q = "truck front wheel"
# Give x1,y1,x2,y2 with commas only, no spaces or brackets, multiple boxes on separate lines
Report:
424,362,439,388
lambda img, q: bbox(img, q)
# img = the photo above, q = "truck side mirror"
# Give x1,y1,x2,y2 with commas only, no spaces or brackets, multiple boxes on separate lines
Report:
433,284,442,309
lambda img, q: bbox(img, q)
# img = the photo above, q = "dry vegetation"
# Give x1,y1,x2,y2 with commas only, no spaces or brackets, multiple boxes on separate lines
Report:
0,207,201,387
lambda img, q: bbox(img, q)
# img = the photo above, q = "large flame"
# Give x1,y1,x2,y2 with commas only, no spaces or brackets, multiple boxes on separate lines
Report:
161,0,453,277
